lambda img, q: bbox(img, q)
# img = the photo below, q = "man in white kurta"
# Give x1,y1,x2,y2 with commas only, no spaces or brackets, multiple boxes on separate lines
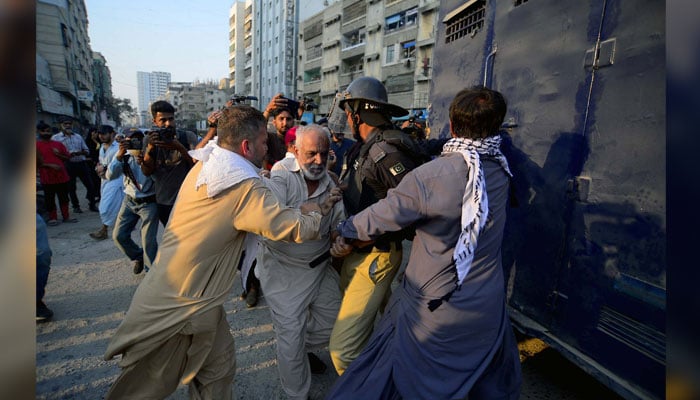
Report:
103,106,341,400
89,126,124,240
257,125,345,400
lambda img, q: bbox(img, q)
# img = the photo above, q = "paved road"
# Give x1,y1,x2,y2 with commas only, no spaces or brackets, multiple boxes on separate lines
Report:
36,189,623,399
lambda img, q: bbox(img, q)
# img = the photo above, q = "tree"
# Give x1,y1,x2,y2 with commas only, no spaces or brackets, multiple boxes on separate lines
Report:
105,97,136,127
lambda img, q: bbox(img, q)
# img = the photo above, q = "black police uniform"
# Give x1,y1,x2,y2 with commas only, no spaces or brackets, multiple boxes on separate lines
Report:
341,129,421,251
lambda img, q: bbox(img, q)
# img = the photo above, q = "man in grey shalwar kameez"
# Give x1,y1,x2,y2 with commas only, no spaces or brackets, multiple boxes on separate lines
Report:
327,86,522,399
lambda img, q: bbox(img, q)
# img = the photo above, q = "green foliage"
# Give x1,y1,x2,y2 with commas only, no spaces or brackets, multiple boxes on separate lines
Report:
105,97,136,127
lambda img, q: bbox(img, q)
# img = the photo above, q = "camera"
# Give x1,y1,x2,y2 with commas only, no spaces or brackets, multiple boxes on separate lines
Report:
279,96,301,114
302,96,318,111
159,126,177,142
147,126,176,142
126,137,143,150
230,94,258,104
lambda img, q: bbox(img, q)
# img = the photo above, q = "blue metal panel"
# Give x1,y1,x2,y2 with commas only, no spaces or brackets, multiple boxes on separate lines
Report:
430,1,665,399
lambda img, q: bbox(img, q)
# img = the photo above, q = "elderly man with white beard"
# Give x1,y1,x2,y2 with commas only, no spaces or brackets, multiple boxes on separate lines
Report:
256,124,345,400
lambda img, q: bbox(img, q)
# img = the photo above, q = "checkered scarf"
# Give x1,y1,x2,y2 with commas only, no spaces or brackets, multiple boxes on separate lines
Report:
428,135,512,311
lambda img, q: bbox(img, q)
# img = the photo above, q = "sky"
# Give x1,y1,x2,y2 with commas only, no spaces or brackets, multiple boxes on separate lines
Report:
86,0,232,110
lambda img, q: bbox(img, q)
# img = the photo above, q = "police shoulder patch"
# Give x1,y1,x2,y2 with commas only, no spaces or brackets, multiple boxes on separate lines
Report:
389,162,406,176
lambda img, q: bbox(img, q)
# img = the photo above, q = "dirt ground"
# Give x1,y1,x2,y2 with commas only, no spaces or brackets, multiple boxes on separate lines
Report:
35,187,623,400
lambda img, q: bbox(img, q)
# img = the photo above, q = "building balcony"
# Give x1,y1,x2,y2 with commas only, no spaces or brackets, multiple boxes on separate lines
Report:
418,0,440,13
339,72,361,88
305,58,322,70
303,80,321,93
416,37,435,48
341,43,365,60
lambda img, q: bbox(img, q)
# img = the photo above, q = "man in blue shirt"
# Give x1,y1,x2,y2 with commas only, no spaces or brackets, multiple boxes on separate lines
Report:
107,129,158,274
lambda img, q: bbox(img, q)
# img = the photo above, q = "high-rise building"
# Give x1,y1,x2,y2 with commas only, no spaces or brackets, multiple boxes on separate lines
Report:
228,1,252,97
136,71,171,125
298,0,440,120
229,0,326,109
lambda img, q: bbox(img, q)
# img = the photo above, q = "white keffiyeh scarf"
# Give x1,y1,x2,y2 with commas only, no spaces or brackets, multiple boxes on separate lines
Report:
428,135,512,311
188,137,260,198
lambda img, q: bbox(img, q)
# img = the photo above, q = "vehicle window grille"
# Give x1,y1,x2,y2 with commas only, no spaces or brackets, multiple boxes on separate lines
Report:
514,0,529,6
444,0,486,44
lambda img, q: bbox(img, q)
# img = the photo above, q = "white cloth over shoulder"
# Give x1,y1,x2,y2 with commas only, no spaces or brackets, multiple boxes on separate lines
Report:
442,136,512,289
188,137,259,198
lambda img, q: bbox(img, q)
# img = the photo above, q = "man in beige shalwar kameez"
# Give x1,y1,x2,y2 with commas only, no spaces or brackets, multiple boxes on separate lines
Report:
103,106,342,400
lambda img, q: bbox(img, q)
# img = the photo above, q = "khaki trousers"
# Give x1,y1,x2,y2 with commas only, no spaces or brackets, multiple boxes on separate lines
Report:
105,306,236,400
329,243,402,375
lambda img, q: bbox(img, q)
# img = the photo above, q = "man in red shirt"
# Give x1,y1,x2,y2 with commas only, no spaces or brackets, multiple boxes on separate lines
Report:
36,121,77,225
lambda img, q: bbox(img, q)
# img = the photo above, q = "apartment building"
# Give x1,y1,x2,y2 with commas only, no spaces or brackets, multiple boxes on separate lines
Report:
92,51,115,126
229,0,327,109
36,0,95,124
298,0,440,118
228,1,252,97
164,82,228,131
136,71,171,125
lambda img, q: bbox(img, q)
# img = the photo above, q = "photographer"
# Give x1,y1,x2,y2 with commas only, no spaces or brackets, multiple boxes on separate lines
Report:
261,94,297,169
106,129,158,275
198,95,259,151
140,100,194,226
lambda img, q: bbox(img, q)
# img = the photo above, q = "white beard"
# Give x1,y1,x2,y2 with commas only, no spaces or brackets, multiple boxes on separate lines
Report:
301,165,326,181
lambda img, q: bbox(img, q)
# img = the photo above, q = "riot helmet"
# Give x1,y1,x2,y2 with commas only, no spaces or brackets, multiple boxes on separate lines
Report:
338,77,408,128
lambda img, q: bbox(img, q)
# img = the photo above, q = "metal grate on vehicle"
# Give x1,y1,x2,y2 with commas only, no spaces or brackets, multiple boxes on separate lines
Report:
443,0,486,44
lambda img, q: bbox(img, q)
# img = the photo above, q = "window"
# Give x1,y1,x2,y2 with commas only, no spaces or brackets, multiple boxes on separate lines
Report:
307,44,322,60
401,40,416,59
343,1,367,21
444,0,486,43
343,29,366,49
385,7,418,32
275,56,279,64
385,44,395,63
60,24,69,47
304,67,321,82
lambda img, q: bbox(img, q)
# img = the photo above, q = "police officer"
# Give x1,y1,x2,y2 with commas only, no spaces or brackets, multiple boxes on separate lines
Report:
328,76,423,375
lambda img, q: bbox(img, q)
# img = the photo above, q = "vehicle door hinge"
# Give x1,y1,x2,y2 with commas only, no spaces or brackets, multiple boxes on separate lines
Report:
584,38,616,69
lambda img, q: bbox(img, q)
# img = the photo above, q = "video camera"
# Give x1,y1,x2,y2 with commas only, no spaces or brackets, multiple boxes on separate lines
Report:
230,94,258,104
279,96,318,113
147,126,177,142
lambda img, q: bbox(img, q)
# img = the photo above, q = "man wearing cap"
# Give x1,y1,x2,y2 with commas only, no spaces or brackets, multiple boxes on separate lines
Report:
326,86,522,399
327,76,424,375
107,129,158,275
51,116,99,213
89,125,124,240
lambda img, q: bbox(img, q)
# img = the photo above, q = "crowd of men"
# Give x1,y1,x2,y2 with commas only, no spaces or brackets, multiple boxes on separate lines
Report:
36,78,522,400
